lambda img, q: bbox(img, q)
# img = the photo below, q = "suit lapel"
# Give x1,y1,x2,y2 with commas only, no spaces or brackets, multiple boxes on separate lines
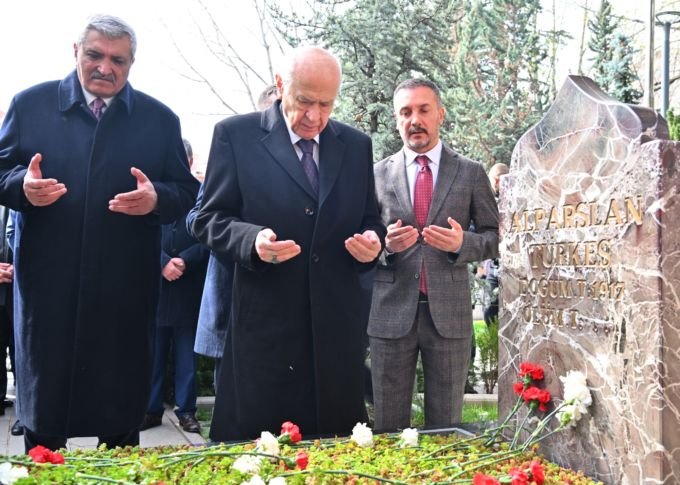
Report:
318,122,345,207
428,145,460,225
388,151,415,223
261,103,318,200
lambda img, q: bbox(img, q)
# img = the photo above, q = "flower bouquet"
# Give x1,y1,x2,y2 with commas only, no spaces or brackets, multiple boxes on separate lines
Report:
1,364,600,484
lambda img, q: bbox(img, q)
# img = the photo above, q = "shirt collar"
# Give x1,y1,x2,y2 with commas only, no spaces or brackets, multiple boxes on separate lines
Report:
81,88,114,107
404,140,442,166
280,104,320,145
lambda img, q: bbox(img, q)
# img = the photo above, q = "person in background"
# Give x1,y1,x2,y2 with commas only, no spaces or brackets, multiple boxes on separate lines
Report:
189,84,279,392
5,210,22,437
191,46,385,441
369,78,499,431
0,205,13,416
0,14,198,451
477,163,507,326
140,139,209,434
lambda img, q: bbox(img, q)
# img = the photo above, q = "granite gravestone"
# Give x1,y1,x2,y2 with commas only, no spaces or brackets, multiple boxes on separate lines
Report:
498,75,679,484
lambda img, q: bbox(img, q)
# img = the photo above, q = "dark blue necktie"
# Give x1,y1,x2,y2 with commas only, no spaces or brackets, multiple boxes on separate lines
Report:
297,139,319,195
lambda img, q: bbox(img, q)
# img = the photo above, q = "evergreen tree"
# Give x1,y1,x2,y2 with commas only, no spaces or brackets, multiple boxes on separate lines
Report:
604,31,642,104
446,0,550,168
587,0,617,92
270,0,459,160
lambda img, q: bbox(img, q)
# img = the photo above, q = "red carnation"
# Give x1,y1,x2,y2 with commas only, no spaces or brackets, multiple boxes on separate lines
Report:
513,382,525,395
280,421,302,443
473,473,500,485
530,460,545,485
296,451,309,470
522,386,551,412
28,445,65,464
509,467,529,485
519,362,544,381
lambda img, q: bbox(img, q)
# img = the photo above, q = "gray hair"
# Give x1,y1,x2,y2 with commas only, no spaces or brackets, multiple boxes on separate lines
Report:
182,138,193,160
394,78,443,107
278,46,342,87
77,14,137,59
257,84,278,111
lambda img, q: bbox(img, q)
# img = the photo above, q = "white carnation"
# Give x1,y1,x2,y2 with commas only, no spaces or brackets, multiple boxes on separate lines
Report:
233,454,263,474
257,431,280,456
400,428,419,447
559,370,592,427
268,477,287,485
0,462,29,484
351,422,374,447
241,475,266,485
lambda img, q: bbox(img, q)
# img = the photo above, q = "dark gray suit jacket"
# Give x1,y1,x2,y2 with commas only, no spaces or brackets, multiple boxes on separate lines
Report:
368,144,499,339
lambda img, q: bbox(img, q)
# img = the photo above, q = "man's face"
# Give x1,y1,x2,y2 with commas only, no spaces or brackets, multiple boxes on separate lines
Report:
75,30,133,98
394,86,445,153
276,64,340,140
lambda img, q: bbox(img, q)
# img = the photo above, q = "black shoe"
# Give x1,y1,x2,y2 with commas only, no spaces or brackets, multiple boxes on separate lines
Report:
139,413,162,431
178,414,201,434
11,419,24,436
2,399,13,408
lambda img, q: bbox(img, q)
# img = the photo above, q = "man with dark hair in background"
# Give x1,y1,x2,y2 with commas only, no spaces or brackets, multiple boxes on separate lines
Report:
369,78,499,431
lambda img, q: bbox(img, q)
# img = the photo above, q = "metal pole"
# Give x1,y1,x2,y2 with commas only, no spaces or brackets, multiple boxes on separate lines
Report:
648,0,655,109
662,21,670,117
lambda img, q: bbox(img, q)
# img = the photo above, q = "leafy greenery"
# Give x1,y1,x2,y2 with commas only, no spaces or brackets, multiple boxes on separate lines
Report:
587,0,641,104
477,319,499,394
271,0,460,161
8,432,601,484
587,0,616,93
447,0,552,168
666,109,680,140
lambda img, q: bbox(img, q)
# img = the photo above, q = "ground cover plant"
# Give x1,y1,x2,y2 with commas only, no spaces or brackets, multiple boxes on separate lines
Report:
0,363,599,484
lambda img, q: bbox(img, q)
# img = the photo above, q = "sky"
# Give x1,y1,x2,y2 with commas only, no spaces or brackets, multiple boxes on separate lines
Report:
1,0,277,172
1,1,675,171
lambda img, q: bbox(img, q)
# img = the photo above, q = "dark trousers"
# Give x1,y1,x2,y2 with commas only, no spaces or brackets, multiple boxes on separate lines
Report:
0,307,14,401
147,325,198,417
24,427,139,453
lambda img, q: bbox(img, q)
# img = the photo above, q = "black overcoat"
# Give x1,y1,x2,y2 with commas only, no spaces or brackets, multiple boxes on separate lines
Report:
0,71,199,437
192,102,386,441
156,217,209,327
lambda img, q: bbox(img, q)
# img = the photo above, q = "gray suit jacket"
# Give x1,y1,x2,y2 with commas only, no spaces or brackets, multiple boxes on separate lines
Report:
368,144,499,339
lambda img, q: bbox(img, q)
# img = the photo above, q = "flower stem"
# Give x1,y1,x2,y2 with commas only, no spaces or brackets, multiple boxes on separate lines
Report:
280,468,408,484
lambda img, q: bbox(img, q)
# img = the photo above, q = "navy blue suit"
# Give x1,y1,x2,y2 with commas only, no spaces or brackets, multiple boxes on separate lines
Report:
0,70,199,438
147,214,208,417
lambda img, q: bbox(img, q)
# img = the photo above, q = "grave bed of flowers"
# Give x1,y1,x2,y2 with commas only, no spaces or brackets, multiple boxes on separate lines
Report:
1,363,603,485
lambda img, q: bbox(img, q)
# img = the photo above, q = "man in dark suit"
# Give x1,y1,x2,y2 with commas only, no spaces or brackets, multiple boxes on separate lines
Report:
0,15,198,451
140,139,208,434
192,46,385,441
368,78,499,431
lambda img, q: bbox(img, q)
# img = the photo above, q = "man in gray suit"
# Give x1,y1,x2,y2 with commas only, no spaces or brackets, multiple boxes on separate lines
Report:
369,78,499,431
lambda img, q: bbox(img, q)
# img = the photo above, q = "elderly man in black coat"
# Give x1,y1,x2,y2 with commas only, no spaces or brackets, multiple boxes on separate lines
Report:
0,15,198,451
192,46,385,441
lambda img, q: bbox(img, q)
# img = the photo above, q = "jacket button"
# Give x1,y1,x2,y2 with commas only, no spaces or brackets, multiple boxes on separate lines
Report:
311,254,320,263
305,207,315,216
414,273,420,279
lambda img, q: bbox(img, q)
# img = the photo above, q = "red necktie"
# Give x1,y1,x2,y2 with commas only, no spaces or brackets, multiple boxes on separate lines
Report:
414,155,433,294
91,97,105,121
